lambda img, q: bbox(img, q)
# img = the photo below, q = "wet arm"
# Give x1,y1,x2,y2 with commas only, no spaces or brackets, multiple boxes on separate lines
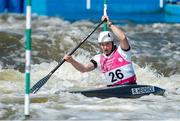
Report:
109,24,130,50
64,55,95,73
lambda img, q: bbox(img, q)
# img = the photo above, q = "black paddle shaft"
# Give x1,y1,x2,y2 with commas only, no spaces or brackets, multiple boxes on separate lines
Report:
30,20,105,94
52,20,105,73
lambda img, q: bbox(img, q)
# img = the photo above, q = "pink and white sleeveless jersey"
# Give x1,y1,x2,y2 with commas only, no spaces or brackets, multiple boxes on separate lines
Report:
92,46,136,86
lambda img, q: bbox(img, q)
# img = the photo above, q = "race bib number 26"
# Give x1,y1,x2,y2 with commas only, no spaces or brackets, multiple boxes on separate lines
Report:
108,69,124,83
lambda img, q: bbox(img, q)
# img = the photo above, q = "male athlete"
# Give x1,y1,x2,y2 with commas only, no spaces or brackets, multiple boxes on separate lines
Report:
64,16,136,86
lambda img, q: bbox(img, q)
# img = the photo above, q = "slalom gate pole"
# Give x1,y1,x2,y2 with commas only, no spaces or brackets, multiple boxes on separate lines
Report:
103,0,108,31
86,0,91,9
24,0,32,117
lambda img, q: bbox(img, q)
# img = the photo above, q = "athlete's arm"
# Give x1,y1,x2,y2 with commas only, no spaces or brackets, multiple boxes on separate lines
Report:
63,55,95,73
102,16,130,51
110,24,130,51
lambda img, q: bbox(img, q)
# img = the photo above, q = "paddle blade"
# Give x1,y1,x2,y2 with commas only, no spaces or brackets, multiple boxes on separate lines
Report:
30,73,52,94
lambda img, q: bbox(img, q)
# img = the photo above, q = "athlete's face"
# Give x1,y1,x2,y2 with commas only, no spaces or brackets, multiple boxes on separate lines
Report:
100,42,113,55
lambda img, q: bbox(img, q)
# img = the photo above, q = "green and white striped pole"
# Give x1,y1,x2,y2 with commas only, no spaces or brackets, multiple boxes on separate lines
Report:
103,0,107,31
25,0,32,116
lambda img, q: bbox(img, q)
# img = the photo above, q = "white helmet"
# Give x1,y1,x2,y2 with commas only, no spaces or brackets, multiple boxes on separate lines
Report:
98,31,114,43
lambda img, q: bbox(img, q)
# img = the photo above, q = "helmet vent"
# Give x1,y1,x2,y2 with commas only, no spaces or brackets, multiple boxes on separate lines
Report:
108,33,110,37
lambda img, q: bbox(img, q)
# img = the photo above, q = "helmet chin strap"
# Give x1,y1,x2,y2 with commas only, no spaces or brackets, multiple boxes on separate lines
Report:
105,42,117,56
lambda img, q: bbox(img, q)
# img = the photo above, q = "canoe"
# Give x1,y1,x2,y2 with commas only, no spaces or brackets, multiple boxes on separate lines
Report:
70,84,165,99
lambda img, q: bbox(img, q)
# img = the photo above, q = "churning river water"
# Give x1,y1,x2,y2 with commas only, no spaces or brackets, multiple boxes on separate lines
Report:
0,14,180,120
